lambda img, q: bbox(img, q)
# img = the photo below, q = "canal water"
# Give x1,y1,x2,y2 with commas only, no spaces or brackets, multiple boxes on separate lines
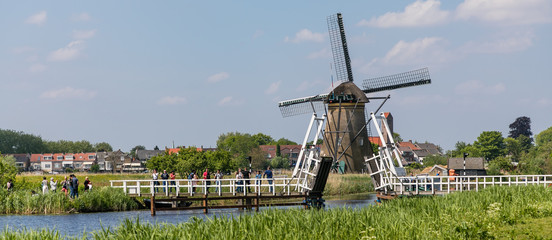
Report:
0,194,377,237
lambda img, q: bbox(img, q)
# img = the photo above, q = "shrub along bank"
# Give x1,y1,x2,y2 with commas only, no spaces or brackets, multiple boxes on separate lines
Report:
0,187,137,214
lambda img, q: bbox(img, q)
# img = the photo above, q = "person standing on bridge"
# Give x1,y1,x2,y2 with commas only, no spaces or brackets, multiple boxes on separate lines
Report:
215,170,222,193
152,169,159,193
241,167,251,193
203,168,211,193
169,171,176,193
263,166,273,193
161,170,169,193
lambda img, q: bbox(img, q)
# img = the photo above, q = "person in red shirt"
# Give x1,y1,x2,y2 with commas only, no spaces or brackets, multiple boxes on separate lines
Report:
203,168,211,193
169,171,176,194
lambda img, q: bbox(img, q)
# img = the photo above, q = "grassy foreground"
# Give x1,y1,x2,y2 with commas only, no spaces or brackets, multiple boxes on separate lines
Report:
3,185,552,239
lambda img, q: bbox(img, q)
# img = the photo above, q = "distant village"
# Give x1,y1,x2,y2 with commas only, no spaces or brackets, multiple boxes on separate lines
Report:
3,113,486,176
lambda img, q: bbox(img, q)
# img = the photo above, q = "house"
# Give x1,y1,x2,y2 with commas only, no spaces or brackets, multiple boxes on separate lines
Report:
30,154,42,171
101,150,131,173
448,157,486,176
5,154,30,171
122,158,145,172
135,149,164,165
259,145,303,164
420,165,448,176
415,143,442,155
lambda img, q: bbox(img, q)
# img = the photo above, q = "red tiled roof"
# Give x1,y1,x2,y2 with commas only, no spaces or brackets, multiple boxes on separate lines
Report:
398,142,420,150
368,137,383,146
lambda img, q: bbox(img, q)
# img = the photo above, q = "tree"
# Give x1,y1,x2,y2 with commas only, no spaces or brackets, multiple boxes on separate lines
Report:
423,155,448,166
473,131,506,161
393,133,403,143
130,145,146,158
504,137,522,162
252,133,274,146
276,144,281,157
90,163,100,173
270,156,289,169
94,142,113,152
0,154,18,187
508,116,533,140
0,129,46,154
487,156,513,175
273,138,298,145
535,126,552,147
154,145,160,151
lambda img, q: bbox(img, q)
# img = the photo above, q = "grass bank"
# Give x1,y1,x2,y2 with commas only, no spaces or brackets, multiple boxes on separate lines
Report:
0,187,137,214
3,185,552,239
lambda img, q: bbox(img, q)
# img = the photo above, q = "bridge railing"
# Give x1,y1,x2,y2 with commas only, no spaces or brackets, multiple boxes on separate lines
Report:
110,177,301,197
390,174,552,195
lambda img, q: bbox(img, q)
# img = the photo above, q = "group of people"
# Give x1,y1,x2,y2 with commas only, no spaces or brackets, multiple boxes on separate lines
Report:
151,166,275,194
40,175,91,198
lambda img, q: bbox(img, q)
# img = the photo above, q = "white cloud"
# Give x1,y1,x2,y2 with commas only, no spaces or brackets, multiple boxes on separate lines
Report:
383,37,446,64
307,48,331,59
456,0,552,25
29,64,47,73
455,80,506,95
207,72,229,83
73,30,97,39
26,11,47,25
537,98,552,107
72,13,91,22
218,96,244,106
48,40,84,62
40,87,97,100
265,81,281,94
157,96,187,105
461,31,535,54
358,0,450,28
284,29,324,43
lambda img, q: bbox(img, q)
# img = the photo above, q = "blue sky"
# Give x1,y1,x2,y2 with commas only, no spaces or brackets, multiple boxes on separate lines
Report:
1,0,551,152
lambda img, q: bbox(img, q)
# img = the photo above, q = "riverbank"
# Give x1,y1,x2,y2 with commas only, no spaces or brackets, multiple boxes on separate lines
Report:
1,185,551,239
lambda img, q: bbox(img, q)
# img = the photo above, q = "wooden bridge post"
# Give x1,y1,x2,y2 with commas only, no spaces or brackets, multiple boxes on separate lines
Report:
150,195,156,216
203,194,209,214
255,193,260,212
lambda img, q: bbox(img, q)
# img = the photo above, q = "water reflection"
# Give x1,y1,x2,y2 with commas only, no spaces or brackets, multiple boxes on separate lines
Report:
0,194,376,237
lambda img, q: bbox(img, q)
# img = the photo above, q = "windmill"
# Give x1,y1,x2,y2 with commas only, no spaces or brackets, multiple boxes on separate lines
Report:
278,13,431,177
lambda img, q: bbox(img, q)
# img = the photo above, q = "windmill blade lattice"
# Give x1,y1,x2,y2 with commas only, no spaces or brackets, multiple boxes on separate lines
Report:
362,68,431,94
327,13,353,83
278,94,328,117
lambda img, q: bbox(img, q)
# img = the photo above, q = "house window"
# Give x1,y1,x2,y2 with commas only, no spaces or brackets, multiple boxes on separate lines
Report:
66,156,73,160
44,156,53,160
54,163,61,168
88,155,95,160
37,156,41,161
120,156,125,160
359,139,364,146
57,156,64,160
75,163,82,168
44,164,51,168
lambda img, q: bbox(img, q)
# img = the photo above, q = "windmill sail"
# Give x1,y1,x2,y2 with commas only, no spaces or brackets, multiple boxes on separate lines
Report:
278,94,327,118
362,68,431,93
327,13,353,83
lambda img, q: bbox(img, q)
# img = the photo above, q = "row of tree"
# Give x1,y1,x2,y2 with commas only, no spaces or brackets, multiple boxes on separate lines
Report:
146,132,298,175
0,129,113,154
445,116,552,174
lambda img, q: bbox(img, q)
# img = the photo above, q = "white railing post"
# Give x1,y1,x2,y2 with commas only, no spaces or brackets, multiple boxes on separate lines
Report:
137,181,141,196
476,177,479,192
123,181,127,194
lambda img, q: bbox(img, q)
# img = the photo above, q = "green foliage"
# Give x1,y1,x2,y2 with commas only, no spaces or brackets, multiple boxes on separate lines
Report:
508,116,532,140
90,164,100,173
504,137,522,162
269,156,289,169
535,126,552,147
147,147,233,176
371,142,379,155
276,144,281,157
252,133,274,146
407,162,423,170
487,156,513,175
423,155,448,166
0,186,137,214
393,132,403,143
272,137,298,145
0,154,18,187
0,129,46,154
474,131,505,161
94,142,113,152
10,185,552,239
